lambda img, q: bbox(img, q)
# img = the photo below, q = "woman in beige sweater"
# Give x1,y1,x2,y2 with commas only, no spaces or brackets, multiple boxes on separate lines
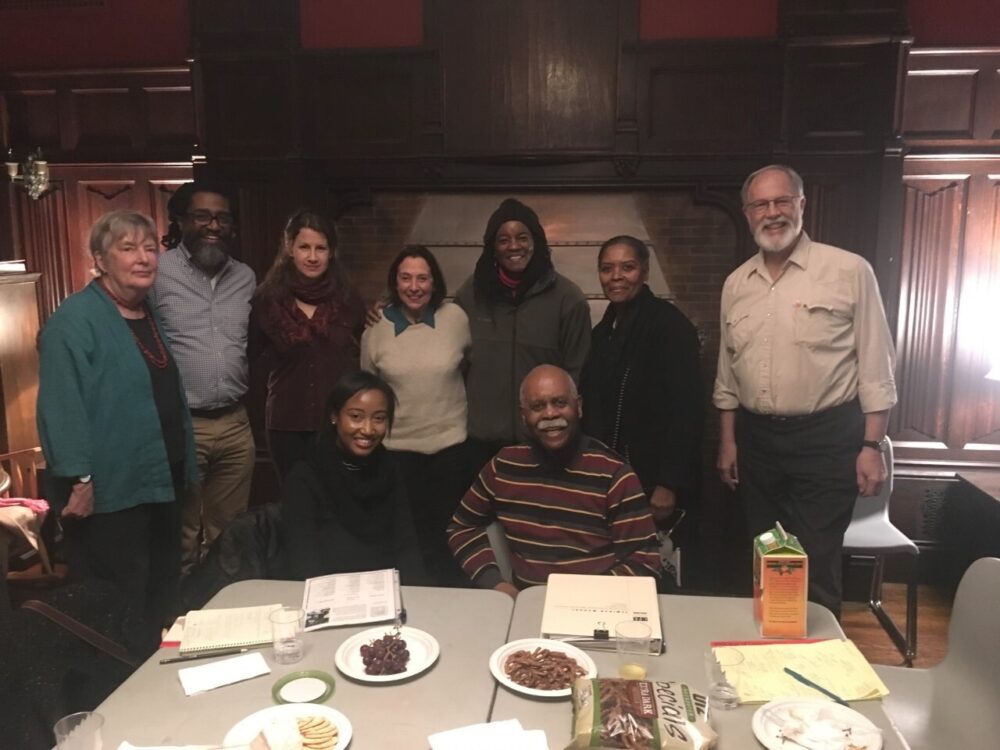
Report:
361,245,472,585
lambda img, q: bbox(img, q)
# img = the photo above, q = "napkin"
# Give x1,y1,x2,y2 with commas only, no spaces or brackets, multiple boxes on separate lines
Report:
176,651,270,696
117,744,216,750
428,719,548,750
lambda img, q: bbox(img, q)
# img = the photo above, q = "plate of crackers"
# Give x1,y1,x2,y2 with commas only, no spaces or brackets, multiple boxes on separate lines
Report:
223,703,352,749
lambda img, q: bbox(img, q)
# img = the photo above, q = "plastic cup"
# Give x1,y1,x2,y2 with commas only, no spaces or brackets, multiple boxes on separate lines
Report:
705,647,744,710
270,606,304,665
615,620,652,679
54,711,104,750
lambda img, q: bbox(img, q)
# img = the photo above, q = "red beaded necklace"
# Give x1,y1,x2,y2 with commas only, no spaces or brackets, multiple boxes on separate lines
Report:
99,279,169,369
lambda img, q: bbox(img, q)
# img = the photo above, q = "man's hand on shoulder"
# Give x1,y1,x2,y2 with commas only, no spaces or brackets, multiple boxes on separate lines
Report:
494,582,519,599
364,299,386,328
856,447,887,497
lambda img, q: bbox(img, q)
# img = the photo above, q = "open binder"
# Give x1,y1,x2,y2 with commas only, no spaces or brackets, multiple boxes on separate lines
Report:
540,573,663,654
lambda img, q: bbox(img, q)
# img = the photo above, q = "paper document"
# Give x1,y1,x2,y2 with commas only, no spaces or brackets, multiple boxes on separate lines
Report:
716,639,890,703
177,651,270,696
301,567,402,632
429,719,548,750
179,604,280,655
540,573,662,653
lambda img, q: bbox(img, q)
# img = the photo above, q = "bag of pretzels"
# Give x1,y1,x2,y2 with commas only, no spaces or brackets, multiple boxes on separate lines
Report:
565,678,717,749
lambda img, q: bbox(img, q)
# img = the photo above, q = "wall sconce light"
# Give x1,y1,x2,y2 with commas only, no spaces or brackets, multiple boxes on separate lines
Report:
5,147,51,200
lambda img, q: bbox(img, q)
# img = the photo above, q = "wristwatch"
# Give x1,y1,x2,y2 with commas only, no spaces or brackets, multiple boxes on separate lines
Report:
861,439,887,453
76,474,92,484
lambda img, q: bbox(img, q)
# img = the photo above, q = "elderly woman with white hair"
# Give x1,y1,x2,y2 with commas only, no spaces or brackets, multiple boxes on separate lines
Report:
37,209,196,656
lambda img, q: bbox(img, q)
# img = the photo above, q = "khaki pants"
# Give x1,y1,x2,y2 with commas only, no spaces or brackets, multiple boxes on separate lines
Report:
180,405,255,573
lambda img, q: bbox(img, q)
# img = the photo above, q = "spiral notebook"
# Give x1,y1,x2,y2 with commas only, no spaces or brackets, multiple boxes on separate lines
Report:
178,603,281,655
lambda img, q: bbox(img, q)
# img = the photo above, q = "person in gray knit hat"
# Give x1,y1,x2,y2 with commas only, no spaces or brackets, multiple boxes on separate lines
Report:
454,197,591,476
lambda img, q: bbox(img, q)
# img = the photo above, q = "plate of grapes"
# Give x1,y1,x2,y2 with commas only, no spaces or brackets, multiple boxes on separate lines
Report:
334,625,439,683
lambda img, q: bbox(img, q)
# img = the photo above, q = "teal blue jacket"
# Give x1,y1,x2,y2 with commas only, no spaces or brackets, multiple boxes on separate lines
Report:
37,282,198,514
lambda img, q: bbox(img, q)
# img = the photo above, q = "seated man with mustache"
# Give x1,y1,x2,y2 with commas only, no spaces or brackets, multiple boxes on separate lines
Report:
447,364,662,598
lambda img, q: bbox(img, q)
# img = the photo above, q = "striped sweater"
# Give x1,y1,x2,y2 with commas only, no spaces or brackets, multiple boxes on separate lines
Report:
447,436,662,589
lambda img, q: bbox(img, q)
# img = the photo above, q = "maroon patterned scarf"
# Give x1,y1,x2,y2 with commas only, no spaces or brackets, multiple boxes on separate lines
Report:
257,286,343,353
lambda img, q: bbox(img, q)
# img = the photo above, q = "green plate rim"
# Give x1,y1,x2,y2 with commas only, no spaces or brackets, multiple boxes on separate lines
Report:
271,669,336,705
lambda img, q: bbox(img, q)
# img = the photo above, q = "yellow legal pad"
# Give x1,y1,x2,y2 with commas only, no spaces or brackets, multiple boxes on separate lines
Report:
714,639,890,704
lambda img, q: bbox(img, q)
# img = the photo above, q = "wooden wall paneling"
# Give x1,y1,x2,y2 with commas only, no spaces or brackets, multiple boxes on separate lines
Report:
299,51,439,158
949,164,1000,452
892,171,967,447
0,68,195,163
11,184,73,322
778,0,907,37
904,49,1000,148
1,89,61,154
635,41,780,156
71,88,135,151
904,69,978,141
614,0,640,153
199,58,293,158
142,85,197,150
0,273,42,455
433,0,623,154
783,40,902,153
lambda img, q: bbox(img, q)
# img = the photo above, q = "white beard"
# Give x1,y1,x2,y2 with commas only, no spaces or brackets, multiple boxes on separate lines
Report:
755,216,803,254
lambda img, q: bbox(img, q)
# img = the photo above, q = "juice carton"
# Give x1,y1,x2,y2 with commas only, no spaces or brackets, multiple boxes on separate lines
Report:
753,522,808,638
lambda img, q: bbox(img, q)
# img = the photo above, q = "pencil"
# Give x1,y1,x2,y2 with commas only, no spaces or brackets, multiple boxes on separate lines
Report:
159,647,249,665
783,666,849,705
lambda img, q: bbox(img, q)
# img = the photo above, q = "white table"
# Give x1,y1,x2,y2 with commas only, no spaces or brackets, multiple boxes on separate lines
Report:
491,586,909,749
96,581,514,749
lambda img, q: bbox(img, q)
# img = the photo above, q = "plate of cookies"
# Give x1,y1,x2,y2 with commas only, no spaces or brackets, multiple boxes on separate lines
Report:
223,703,352,749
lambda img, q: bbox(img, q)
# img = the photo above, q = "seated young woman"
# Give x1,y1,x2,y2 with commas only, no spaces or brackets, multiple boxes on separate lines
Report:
281,371,427,584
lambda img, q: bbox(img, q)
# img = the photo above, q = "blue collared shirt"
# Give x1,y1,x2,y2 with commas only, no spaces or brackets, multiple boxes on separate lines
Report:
383,303,436,336
149,243,256,409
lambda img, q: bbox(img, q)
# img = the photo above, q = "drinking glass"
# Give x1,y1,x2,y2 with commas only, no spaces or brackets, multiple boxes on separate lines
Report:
615,620,652,679
270,606,305,664
54,711,104,750
704,646,744,710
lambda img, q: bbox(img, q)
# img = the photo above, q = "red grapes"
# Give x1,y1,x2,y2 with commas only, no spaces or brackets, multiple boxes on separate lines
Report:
359,630,410,675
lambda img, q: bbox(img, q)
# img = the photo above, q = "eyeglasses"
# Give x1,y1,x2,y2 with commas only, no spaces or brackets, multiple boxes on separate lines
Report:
186,210,235,228
743,195,801,214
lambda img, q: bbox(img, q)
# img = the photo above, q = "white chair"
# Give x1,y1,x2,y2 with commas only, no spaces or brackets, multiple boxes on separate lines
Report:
486,520,513,583
875,556,1000,749
842,437,919,664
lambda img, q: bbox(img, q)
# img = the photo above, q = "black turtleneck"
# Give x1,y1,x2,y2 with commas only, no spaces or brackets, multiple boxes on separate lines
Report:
280,431,428,583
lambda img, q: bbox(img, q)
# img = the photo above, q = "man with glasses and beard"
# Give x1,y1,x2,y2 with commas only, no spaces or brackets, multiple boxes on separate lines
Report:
151,181,256,573
714,164,897,617
447,365,661,598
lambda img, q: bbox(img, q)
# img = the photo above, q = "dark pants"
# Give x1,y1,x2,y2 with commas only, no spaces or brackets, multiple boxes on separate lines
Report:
63,497,182,656
268,429,317,482
737,400,864,618
391,442,476,587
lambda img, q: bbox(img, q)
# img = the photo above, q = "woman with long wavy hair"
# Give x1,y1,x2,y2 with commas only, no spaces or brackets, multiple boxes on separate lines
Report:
251,209,364,480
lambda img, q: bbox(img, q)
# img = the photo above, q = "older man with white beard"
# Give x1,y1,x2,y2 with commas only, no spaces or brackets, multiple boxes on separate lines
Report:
447,365,661,598
151,181,256,573
713,164,897,617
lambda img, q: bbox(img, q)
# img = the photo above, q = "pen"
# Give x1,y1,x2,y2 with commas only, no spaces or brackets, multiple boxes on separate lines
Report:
783,667,849,706
159,647,248,665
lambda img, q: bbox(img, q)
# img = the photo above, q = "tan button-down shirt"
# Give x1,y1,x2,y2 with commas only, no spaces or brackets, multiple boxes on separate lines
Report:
713,233,897,416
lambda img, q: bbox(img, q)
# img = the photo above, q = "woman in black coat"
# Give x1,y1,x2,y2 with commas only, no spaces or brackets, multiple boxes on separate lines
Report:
580,235,704,537
281,371,427,584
